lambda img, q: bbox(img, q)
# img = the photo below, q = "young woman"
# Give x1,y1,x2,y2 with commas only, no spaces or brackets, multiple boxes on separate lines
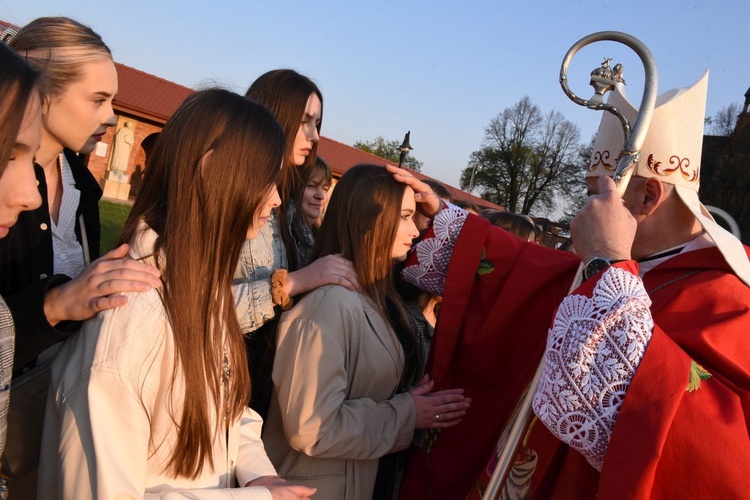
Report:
0,44,43,238
2,17,160,373
0,42,45,497
37,89,316,499
235,70,357,418
287,157,333,266
263,164,471,499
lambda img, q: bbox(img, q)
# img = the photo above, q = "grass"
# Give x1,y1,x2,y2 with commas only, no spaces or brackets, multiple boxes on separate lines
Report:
99,200,132,254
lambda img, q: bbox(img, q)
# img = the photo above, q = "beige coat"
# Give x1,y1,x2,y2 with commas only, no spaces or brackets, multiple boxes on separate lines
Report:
264,285,416,499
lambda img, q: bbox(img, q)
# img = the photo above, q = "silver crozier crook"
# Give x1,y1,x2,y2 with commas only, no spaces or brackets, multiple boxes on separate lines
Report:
482,31,658,500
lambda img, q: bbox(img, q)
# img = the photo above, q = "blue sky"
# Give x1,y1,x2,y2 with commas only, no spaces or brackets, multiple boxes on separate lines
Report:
3,0,748,209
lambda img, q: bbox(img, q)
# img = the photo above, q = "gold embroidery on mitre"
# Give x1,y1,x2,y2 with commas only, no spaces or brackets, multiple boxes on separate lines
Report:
646,154,699,182
670,156,699,182
646,154,662,174
589,150,615,172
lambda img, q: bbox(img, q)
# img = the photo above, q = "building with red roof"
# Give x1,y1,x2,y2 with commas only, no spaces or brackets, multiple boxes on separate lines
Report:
84,61,499,208
2,18,496,208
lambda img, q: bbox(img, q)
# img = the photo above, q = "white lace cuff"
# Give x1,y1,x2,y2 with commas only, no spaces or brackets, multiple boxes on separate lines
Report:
532,267,654,471
402,203,467,296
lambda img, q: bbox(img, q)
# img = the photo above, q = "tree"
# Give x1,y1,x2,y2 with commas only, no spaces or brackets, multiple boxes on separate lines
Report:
559,136,594,223
700,111,750,244
353,136,423,172
460,96,586,217
705,103,741,136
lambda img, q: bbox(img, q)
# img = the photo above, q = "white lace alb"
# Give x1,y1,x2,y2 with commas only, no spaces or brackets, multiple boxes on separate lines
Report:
533,267,654,471
402,203,467,296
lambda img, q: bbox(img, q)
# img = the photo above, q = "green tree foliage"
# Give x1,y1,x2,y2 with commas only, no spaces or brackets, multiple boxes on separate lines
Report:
459,96,586,216
353,136,423,172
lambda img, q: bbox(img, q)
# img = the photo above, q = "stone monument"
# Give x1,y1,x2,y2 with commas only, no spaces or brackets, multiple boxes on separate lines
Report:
103,121,135,200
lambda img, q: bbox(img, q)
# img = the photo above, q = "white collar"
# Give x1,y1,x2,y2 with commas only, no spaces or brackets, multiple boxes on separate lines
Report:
638,232,714,276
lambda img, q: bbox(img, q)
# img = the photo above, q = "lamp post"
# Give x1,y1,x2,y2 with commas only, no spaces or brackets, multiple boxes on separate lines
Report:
397,131,413,169
468,163,480,192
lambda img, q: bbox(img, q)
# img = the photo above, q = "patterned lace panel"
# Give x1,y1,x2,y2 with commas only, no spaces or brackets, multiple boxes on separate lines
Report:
401,203,468,296
0,298,13,466
532,267,654,471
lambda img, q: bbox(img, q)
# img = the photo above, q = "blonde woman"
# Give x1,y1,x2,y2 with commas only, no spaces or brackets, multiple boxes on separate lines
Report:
2,17,160,373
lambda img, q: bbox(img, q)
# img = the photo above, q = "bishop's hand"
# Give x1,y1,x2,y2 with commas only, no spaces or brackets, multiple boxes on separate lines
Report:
385,164,443,219
571,175,636,264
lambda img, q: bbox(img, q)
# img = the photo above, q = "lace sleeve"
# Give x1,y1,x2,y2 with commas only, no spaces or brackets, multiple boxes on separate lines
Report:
532,267,654,471
401,203,467,296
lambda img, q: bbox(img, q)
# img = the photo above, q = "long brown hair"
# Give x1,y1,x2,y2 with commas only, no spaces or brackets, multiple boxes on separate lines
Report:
119,89,285,479
245,69,323,271
0,43,40,174
9,17,111,99
313,164,416,377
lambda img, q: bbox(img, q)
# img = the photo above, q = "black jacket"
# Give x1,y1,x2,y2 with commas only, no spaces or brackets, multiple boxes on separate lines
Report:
0,149,102,371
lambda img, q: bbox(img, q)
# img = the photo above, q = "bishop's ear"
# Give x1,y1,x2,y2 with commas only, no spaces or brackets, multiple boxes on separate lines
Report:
640,177,667,216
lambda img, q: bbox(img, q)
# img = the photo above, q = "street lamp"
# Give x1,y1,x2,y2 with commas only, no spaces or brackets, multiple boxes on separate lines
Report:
468,163,481,192
397,131,413,169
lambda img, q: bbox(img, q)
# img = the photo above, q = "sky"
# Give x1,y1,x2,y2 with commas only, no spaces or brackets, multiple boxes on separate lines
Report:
3,0,749,206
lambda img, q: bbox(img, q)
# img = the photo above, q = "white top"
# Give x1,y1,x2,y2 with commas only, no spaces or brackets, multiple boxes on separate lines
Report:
51,153,85,277
38,227,276,499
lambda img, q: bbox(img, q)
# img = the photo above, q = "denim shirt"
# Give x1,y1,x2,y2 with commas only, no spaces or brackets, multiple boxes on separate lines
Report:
233,213,287,333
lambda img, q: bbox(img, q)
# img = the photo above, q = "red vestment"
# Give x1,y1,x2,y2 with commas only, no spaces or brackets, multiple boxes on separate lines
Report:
399,213,750,499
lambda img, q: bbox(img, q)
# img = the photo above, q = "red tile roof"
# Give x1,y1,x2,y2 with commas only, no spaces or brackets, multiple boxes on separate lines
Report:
318,136,501,209
0,14,497,210
113,63,193,122
110,62,499,209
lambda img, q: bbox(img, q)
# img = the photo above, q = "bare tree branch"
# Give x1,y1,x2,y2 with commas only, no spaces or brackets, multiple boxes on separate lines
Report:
461,96,586,218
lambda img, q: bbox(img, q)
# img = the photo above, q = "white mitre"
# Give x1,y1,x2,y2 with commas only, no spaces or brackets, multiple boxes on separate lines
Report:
587,71,750,286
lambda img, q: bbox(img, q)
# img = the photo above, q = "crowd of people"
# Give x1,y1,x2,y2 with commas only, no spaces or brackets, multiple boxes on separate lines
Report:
0,15,747,500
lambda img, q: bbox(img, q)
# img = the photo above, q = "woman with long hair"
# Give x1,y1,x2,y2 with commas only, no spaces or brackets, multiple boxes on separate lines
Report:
1,17,160,373
245,69,322,273
263,164,471,499
37,89,315,499
0,42,45,498
235,70,357,419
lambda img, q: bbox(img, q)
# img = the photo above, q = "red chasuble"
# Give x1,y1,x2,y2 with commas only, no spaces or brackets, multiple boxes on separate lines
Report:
399,213,750,499
399,214,580,498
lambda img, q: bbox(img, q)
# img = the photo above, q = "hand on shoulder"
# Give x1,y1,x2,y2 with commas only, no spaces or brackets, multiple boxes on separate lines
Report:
285,254,359,297
43,243,162,326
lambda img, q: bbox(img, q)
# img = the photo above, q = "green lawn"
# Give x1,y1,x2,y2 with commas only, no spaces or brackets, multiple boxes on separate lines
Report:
99,200,132,254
